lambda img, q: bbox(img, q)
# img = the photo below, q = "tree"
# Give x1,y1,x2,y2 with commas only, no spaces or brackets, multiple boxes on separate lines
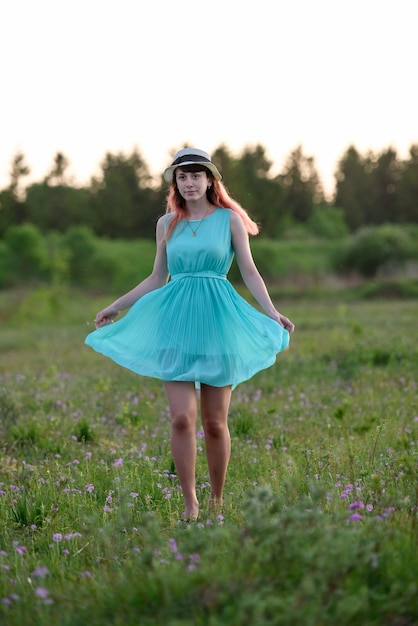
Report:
9,151,30,199
90,148,163,238
25,183,91,232
212,144,285,237
44,152,70,186
0,152,31,234
397,144,418,223
278,146,323,223
367,148,400,224
239,145,286,236
334,146,370,231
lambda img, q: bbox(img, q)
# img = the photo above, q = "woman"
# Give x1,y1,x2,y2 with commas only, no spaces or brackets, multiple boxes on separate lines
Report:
85,147,294,520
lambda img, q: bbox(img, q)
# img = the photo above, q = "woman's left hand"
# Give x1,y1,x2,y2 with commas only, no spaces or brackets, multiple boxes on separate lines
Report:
280,315,295,333
272,312,295,334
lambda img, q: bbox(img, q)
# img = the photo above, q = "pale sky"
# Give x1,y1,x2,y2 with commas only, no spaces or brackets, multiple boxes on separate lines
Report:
1,0,417,197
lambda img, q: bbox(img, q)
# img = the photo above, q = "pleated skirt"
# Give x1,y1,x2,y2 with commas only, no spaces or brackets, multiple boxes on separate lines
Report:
85,275,289,389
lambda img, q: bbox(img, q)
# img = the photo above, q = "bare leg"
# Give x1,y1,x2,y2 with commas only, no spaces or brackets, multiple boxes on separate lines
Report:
164,381,199,519
200,384,232,512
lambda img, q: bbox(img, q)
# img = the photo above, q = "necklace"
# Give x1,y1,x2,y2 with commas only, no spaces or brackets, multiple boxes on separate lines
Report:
185,208,211,237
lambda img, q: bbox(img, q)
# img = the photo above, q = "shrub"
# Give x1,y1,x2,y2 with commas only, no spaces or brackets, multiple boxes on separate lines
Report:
334,224,416,278
2,223,48,284
63,226,97,284
308,205,349,239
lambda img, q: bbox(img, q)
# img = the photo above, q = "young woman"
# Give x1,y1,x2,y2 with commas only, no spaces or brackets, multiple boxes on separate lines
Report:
85,147,294,520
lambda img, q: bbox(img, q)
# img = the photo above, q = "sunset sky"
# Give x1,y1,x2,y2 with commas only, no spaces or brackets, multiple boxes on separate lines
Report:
1,0,417,196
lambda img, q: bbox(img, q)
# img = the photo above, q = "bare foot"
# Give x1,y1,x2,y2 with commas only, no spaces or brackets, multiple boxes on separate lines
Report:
184,499,199,521
208,495,223,514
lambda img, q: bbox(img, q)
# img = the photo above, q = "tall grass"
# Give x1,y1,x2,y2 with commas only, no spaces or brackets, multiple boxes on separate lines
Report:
0,289,417,625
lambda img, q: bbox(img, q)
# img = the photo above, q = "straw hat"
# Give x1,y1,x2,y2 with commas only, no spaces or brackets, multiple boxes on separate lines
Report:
163,148,222,183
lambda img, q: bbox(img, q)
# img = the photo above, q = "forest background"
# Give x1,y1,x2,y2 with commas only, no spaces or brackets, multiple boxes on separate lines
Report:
1,141,418,295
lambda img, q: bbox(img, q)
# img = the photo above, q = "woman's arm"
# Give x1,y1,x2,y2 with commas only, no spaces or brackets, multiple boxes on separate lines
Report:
230,211,295,333
94,216,169,328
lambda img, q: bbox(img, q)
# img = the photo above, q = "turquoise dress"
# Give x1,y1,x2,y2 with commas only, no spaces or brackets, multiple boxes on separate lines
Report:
85,208,289,388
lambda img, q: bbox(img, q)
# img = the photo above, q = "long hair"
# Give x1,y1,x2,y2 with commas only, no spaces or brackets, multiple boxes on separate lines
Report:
165,165,259,240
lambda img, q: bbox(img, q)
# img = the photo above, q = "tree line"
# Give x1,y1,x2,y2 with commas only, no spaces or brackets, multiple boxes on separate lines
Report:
1,142,417,239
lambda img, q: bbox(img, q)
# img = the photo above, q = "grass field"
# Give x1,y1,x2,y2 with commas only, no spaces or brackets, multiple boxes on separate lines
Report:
1,288,417,625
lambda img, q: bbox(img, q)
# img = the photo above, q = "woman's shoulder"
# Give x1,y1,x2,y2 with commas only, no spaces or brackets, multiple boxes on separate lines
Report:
227,209,240,225
215,207,232,218
156,213,172,237
157,213,174,227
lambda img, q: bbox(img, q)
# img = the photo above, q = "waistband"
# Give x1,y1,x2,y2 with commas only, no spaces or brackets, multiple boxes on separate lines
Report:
170,271,227,281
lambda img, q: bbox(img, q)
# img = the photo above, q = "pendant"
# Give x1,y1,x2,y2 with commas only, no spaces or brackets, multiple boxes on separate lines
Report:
192,232,196,237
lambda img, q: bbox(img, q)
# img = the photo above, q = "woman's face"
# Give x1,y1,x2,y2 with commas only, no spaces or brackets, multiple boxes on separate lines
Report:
175,168,210,203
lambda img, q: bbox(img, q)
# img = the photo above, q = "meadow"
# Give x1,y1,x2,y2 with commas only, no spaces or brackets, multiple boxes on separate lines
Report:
0,287,417,625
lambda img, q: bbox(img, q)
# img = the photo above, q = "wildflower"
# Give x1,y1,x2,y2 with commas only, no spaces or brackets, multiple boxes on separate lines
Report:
168,538,178,553
189,553,200,564
2,598,12,605
130,492,139,498
32,566,49,578
35,587,50,599
349,501,364,510
15,546,27,555
80,571,92,578
103,505,111,512
85,484,95,493
113,458,123,467
349,513,363,521
64,532,82,540
52,533,63,543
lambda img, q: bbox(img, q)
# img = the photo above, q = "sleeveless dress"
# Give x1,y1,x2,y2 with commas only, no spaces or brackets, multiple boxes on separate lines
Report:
85,208,289,389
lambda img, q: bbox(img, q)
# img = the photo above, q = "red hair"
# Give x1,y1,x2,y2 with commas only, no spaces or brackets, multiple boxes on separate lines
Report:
165,167,259,240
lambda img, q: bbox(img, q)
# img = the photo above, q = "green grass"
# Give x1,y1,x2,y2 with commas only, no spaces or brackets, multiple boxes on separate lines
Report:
0,288,418,625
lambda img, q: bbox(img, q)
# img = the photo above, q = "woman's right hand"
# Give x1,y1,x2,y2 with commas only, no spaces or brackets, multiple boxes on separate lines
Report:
94,308,118,329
